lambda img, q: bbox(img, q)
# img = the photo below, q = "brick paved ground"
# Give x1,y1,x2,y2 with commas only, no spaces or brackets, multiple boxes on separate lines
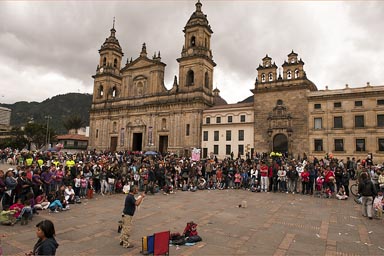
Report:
1,163,383,256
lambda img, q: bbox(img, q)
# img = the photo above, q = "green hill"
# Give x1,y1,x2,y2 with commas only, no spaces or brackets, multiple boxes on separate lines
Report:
0,93,92,134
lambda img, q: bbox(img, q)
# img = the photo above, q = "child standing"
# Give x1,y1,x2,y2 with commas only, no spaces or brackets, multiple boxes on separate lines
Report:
79,176,87,199
373,191,383,218
73,174,81,197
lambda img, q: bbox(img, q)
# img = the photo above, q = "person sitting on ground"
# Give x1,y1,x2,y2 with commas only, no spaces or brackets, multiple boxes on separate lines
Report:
197,177,206,190
336,185,348,200
9,198,24,219
19,199,33,225
64,185,75,204
47,193,64,213
35,193,50,210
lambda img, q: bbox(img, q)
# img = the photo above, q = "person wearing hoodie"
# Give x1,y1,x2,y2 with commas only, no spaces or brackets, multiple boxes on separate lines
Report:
358,172,377,220
26,219,58,255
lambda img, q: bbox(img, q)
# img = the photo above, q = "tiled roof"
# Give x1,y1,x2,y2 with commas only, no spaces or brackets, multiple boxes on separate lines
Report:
56,134,88,141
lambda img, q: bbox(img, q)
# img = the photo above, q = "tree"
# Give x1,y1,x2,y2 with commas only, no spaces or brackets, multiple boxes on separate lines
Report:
24,122,55,149
0,127,28,149
63,115,85,133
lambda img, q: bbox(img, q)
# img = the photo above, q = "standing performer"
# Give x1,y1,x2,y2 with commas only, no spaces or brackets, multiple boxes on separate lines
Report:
120,185,145,248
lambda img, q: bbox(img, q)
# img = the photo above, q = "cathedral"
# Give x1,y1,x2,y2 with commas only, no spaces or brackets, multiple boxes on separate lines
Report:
89,1,384,162
89,1,215,156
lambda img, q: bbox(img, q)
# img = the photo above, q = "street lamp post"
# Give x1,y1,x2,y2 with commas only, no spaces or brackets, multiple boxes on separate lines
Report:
45,115,52,148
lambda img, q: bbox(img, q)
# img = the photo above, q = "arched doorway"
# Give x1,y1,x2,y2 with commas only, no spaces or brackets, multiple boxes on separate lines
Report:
273,133,288,153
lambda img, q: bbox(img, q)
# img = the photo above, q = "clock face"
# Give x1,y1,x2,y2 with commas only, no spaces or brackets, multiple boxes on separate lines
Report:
187,48,193,55
99,67,104,73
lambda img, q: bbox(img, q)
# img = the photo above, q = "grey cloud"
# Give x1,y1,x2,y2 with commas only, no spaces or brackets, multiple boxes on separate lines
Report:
0,0,383,104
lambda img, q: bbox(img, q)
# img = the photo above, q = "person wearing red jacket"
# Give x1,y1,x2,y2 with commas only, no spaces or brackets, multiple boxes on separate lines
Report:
301,168,310,195
324,166,335,194
260,162,269,192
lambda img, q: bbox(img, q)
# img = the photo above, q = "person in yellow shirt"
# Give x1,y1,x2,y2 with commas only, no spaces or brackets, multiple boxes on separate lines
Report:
26,156,33,166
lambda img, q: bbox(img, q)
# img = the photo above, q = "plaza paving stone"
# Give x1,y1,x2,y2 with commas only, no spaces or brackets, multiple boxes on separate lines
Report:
1,166,383,255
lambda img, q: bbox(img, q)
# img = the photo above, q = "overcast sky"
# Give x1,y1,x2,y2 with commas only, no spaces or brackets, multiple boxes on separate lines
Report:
1,0,383,104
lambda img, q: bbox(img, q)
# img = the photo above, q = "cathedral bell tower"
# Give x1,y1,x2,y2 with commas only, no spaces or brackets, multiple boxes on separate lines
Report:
177,0,216,96
92,20,123,102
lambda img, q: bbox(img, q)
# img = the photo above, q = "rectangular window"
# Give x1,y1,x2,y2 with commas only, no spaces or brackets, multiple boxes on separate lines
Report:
314,139,323,152
226,130,231,141
334,102,342,108
216,117,221,124
238,145,244,155
355,115,364,128
203,148,208,158
213,145,219,155
238,130,244,141
226,145,231,155
356,139,366,152
314,118,322,130
334,139,344,152
378,114,384,127
214,131,219,141
334,116,343,128
240,115,246,122
378,139,384,151
203,131,208,141
96,129,99,138
354,101,363,107
227,116,233,123
377,99,384,105
314,103,321,109
206,117,210,124
186,124,190,136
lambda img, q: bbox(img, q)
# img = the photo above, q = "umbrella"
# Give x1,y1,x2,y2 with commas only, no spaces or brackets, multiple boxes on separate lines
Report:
144,151,158,155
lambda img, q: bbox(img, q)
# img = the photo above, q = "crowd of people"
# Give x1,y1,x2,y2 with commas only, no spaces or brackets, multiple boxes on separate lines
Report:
1,147,384,225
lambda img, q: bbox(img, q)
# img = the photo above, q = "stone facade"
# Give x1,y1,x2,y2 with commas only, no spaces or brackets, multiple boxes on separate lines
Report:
252,52,317,158
89,1,215,156
89,1,384,162
308,84,384,162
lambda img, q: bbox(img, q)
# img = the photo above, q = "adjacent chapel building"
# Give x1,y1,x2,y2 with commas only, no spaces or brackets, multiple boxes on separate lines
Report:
89,1,384,162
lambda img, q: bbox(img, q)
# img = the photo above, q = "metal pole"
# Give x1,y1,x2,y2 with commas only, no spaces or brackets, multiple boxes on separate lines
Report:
45,115,52,148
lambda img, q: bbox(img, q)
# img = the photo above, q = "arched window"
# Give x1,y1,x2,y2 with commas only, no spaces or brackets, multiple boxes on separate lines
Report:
268,72,273,81
186,70,194,86
99,85,104,97
204,72,209,88
287,70,292,80
190,36,196,47
294,69,299,79
103,57,106,66
137,81,143,95
96,129,99,138
112,86,117,98
161,118,166,130
261,73,266,83
277,99,283,106
114,58,117,68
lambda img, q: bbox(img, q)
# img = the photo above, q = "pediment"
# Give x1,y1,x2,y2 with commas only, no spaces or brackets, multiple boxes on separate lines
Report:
122,56,165,72
129,58,155,68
